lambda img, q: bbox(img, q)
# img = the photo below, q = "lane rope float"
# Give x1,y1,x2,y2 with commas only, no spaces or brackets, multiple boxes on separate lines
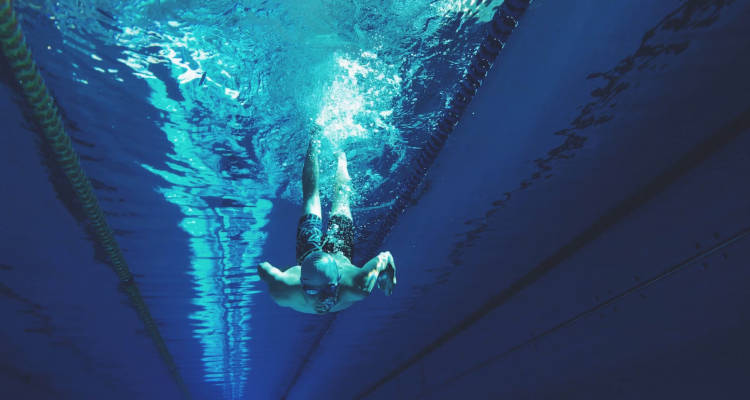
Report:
370,0,533,249
0,2,190,398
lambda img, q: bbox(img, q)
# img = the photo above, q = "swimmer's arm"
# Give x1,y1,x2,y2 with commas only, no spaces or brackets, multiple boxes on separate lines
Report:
352,251,396,296
257,262,300,303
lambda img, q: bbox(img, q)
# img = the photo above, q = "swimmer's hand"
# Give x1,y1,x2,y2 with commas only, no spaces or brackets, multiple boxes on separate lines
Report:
376,251,396,296
357,251,397,295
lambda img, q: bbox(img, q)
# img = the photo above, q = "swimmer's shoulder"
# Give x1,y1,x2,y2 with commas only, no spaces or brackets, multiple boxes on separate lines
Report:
332,257,370,302
265,265,302,303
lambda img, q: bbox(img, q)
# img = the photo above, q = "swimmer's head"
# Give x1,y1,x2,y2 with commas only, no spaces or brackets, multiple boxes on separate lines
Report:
301,251,340,313
300,251,339,287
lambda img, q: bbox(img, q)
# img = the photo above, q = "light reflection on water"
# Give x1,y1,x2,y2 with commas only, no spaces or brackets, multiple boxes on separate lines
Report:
23,0,504,397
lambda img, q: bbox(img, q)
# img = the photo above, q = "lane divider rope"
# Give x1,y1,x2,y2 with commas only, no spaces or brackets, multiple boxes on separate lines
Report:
0,2,190,398
370,0,533,247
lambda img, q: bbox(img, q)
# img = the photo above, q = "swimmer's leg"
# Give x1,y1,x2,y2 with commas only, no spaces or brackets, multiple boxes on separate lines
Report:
330,152,352,220
302,132,322,218
324,152,355,261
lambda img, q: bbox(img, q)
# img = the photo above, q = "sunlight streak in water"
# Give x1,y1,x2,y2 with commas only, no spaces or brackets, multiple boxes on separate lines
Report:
137,70,268,394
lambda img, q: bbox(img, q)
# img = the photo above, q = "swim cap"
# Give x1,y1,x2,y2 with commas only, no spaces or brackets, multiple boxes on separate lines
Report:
300,251,339,284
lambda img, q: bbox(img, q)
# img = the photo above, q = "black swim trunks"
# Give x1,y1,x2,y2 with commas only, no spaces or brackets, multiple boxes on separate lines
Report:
296,214,354,264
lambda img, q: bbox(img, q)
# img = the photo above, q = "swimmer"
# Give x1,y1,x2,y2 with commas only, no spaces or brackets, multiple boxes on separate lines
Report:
257,128,397,314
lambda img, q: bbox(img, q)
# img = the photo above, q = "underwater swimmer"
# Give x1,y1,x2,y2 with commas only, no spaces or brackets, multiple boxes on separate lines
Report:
257,129,397,314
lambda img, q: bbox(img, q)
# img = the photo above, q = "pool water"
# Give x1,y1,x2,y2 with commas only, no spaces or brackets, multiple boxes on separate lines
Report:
9,0,505,397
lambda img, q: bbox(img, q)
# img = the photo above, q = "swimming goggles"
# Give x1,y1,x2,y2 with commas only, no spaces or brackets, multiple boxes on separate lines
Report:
302,283,338,297
302,280,340,312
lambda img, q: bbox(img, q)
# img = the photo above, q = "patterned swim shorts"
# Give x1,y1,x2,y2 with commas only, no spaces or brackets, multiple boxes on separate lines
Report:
295,214,354,264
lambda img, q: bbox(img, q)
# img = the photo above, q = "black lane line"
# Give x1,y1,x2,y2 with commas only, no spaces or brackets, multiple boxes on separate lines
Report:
419,225,750,398
280,315,337,400
355,106,750,399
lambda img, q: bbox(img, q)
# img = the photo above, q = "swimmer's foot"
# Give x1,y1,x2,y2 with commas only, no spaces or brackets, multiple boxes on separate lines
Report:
336,152,351,185
331,152,353,220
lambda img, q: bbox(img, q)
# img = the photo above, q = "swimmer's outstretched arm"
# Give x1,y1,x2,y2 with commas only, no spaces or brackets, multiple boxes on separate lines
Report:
352,251,397,296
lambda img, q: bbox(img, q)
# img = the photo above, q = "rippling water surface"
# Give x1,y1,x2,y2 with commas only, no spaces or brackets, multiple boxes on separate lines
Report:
16,0,502,397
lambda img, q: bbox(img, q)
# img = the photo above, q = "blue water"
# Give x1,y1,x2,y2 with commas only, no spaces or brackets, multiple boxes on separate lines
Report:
7,1,750,399
7,1,503,397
